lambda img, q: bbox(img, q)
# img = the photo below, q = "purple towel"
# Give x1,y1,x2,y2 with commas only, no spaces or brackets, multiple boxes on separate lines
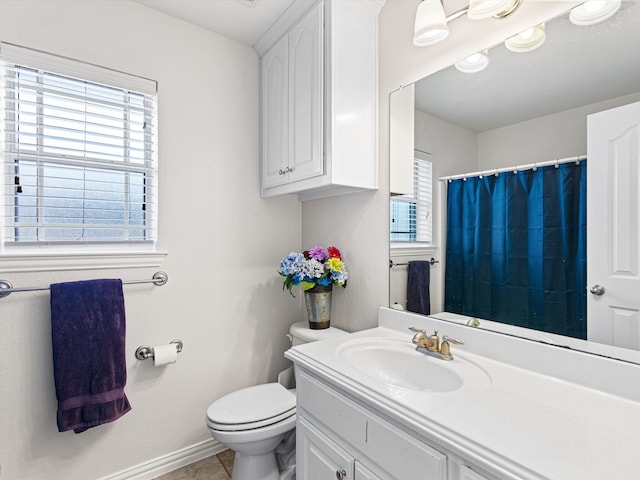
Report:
50,279,131,433
407,260,431,315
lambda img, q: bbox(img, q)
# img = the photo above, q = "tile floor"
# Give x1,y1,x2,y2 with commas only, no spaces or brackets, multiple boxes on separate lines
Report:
153,450,234,480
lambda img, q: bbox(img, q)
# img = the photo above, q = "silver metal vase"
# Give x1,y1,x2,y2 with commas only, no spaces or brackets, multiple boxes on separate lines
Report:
304,284,332,329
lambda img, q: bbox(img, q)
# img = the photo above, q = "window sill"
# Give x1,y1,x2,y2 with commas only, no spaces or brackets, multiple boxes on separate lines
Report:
390,243,437,255
0,250,168,273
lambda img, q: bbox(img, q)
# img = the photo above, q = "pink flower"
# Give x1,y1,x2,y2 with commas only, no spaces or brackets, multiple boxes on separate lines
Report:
308,246,328,261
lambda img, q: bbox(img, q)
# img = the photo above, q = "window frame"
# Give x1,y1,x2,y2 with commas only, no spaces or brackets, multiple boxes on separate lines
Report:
390,151,433,247
0,43,164,272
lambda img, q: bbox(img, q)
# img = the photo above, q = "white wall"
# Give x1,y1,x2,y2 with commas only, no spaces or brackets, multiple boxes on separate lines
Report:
0,2,302,479
477,91,640,169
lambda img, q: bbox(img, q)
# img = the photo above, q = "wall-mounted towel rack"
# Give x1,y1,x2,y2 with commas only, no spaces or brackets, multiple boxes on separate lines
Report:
0,271,168,299
389,258,439,268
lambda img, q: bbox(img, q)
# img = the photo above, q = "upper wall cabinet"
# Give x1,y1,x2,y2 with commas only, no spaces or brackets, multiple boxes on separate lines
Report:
256,0,385,201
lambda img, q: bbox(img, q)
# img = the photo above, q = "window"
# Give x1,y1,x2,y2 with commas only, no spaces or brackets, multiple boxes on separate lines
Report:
1,43,157,248
390,154,432,243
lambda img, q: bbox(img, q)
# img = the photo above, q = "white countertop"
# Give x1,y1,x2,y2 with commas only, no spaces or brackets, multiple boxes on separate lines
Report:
286,309,640,480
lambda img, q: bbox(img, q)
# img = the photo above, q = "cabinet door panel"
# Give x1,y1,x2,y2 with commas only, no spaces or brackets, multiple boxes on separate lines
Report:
459,465,494,480
298,417,353,480
288,1,323,182
261,34,288,188
355,461,383,480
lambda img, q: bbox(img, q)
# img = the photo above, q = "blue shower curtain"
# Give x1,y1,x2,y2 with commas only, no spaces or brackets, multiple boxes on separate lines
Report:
444,161,587,339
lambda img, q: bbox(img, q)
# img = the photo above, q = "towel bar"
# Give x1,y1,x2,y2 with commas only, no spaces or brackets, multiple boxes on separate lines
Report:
389,258,439,268
135,339,183,360
0,271,168,299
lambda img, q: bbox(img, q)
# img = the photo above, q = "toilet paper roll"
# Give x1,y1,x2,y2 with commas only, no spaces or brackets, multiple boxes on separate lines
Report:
153,344,178,367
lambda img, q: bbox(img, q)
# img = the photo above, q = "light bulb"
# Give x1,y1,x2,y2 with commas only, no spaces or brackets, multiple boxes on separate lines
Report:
583,1,607,13
505,24,546,52
455,50,489,73
569,0,621,25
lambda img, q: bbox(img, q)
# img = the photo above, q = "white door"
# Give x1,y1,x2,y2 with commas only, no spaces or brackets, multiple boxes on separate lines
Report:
587,101,640,348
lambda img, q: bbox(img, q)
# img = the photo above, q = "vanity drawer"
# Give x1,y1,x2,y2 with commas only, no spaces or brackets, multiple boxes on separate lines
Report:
298,371,447,479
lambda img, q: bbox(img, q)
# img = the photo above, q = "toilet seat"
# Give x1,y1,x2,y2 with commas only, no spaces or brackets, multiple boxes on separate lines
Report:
206,383,296,432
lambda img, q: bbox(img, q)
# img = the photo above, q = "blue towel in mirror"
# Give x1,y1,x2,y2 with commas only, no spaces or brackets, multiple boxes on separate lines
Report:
50,279,131,433
407,260,431,315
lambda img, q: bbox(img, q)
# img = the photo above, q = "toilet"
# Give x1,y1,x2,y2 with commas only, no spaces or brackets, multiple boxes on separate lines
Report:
206,321,347,480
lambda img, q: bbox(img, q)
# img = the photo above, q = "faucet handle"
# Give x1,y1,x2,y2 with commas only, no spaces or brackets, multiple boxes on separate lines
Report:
408,326,426,334
442,335,464,345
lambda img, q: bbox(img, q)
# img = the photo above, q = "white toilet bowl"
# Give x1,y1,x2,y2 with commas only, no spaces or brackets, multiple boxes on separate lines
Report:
206,322,347,480
207,382,296,480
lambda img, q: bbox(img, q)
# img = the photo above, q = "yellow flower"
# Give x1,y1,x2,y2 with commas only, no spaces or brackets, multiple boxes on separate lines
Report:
327,257,344,272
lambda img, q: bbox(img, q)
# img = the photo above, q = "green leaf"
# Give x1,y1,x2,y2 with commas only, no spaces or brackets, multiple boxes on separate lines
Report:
301,281,316,291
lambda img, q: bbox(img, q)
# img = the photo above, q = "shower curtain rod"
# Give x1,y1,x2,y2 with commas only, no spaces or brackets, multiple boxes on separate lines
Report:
438,154,586,182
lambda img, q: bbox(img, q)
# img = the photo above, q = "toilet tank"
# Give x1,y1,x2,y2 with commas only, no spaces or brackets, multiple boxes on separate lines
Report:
278,322,348,389
289,321,348,346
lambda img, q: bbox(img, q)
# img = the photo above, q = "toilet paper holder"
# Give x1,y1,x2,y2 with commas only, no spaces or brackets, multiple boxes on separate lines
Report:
135,339,183,360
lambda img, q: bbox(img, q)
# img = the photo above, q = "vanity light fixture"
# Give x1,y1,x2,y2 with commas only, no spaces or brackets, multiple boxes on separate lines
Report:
505,23,546,52
413,0,523,47
414,0,449,46
455,50,489,73
467,0,523,20
569,0,622,25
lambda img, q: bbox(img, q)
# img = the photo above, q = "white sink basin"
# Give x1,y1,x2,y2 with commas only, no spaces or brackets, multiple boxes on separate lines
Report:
336,338,490,393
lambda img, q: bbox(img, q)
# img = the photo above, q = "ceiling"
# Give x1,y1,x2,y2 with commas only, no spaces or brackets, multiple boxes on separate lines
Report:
415,1,640,132
133,0,295,47
132,0,640,133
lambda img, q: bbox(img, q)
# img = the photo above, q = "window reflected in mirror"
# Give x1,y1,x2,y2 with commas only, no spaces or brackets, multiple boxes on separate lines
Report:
390,154,432,244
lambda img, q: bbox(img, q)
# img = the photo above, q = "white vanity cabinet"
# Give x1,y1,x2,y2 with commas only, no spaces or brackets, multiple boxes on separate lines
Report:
297,370,448,479
257,0,382,201
296,368,502,480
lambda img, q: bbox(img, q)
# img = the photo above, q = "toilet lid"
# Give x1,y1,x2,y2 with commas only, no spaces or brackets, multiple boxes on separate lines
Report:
207,383,296,431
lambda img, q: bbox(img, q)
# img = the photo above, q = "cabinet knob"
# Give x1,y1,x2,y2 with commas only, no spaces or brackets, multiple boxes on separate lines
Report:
336,469,347,479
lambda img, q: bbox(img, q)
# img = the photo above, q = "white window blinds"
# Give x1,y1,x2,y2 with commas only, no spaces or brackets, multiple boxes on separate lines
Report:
390,153,432,243
0,43,158,245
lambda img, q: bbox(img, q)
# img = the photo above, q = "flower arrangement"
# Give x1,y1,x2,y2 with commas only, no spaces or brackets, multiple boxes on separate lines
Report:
279,246,348,295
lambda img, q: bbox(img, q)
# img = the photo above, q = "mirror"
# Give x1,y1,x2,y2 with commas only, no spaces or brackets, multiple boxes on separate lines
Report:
389,1,640,364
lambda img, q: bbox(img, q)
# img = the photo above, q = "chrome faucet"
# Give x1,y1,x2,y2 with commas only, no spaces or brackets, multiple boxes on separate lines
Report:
409,327,464,361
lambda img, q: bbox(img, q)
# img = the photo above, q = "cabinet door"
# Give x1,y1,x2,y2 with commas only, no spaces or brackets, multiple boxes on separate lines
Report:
261,34,289,189
459,465,493,480
355,461,384,480
298,417,353,480
288,1,323,183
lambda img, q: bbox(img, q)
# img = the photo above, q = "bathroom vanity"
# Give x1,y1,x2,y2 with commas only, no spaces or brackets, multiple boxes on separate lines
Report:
286,307,640,480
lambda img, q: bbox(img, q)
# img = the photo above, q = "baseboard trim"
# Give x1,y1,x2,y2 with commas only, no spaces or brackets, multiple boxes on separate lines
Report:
99,439,226,480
